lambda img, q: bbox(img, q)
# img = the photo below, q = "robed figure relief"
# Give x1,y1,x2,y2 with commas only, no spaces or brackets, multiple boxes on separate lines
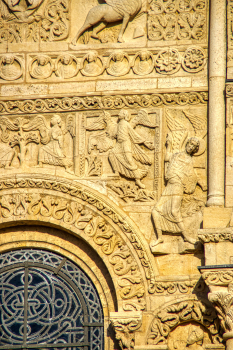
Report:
71,0,142,44
150,109,207,250
86,109,157,188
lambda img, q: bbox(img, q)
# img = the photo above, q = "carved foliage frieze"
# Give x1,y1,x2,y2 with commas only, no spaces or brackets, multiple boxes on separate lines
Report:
0,0,69,43
148,0,207,42
0,92,208,115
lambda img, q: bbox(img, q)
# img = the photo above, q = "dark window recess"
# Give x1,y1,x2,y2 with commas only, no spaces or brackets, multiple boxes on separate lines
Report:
0,249,104,350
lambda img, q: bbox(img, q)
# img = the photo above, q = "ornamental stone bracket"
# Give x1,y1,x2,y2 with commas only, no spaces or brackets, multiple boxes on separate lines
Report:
110,312,142,350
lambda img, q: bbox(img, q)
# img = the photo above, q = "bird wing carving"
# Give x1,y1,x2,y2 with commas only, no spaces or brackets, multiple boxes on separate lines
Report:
65,114,75,137
183,110,207,139
131,110,157,129
166,111,188,153
0,116,19,131
86,112,117,154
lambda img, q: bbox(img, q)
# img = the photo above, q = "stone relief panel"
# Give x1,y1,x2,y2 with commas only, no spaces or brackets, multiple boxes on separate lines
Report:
25,47,207,82
225,91,233,207
147,0,208,43
0,113,75,174
150,106,207,254
0,0,69,44
147,297,222,347
0,54,24,82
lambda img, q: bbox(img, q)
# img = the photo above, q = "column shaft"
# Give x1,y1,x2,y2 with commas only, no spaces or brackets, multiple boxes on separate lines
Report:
207,0,226,206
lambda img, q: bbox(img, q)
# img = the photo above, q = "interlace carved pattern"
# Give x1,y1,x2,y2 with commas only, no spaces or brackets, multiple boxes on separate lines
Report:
0,92,208,115
0,249,104,349
148,0,207,41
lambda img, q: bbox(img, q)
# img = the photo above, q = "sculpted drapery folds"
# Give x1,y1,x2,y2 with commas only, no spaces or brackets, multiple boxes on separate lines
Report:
151,137,200,247
86,109,157,189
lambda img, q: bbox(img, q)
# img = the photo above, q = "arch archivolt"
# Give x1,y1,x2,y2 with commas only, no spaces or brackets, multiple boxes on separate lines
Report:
0,174,157,311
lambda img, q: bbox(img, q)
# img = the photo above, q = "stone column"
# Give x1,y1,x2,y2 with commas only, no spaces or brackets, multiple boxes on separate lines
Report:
199,266,233,350
207,0,226,207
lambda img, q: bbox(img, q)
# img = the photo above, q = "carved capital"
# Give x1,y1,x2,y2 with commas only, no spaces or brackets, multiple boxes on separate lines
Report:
110,312,142,350
200,267,233,347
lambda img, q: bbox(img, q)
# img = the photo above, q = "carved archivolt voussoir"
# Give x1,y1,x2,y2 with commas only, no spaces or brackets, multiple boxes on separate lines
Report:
110,312,142,350
0,92,208,115
0,175,156,295
147,297,222,346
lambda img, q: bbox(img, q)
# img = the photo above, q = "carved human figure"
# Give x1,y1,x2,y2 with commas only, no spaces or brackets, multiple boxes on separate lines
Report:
150,136,200,247
2,0,44,20
56,55,78,79
30,56,52,79
133,51,153,75
109,109,154,189
107,52,129,76
81,52,103,76
0,55,22,81
71,0,142,44
0,140,15,169
37,114,73,174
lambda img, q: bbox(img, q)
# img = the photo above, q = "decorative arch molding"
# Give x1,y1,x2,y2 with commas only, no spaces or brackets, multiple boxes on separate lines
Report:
147,296,222,346
0,174,157,309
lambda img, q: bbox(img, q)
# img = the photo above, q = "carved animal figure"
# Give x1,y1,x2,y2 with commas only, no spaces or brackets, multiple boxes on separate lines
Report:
71,0,142,44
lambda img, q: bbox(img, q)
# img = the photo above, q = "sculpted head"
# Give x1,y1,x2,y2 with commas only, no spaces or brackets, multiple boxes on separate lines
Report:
51,114,62,127
3,55,14,65
185,137,200,155
38,56,48,66
61,55,72,65
186,326,204,346
113,52,124,62
87,51,98,63
118,109,130,122
139,51,149,61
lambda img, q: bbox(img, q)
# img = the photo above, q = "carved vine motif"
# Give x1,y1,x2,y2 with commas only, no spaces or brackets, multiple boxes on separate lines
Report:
209,284,233,334
27,48,206,81
152,279,206,295
0,114,74,172
198,232,233,243
148,0,207,41
147,298,221,345
111,316,142,350
108,181,156,203
201,270,233,286
0,0,69,43
0,92,208,115
0,192,145,301
0,176,156,293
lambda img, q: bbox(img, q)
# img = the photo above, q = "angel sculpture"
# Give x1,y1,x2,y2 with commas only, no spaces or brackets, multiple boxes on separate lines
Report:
0,116,18,169
71,0,142,44
23,114,75,174
86,109,156,188
150,110,207,249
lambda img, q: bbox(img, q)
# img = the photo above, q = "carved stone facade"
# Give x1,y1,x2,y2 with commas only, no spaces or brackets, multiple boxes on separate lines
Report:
0,0,231,349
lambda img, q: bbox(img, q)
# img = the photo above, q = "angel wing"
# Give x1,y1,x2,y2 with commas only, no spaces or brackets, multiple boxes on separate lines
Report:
0,116,19,131
86,112,116,154
65,114,75,137
22,115,48,132
183,110,207,139
166,111,188,153
131,110,157,129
